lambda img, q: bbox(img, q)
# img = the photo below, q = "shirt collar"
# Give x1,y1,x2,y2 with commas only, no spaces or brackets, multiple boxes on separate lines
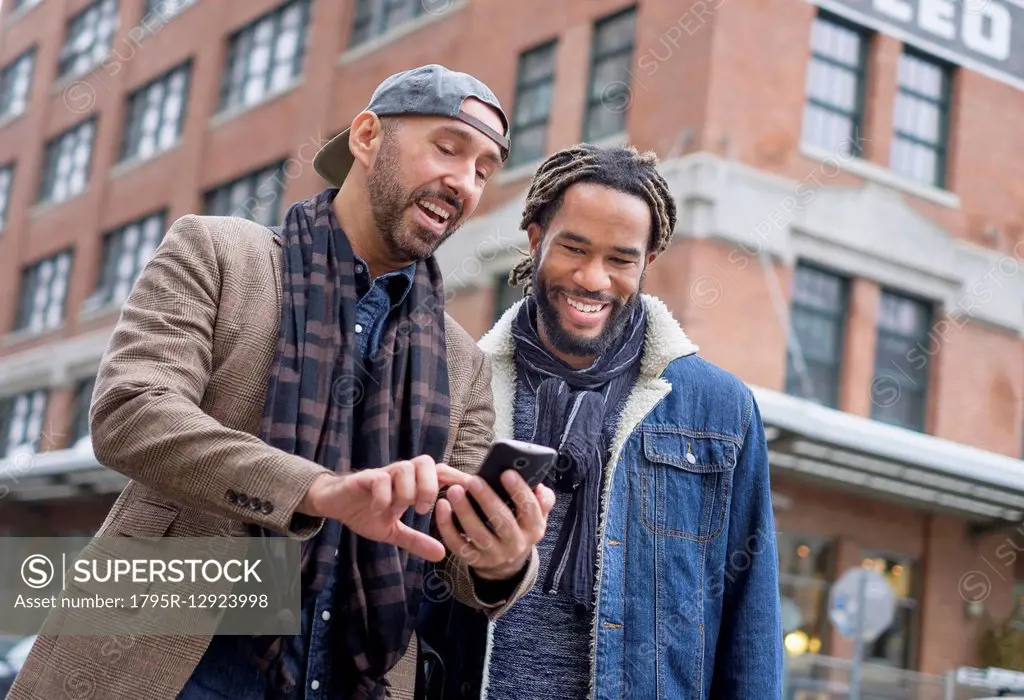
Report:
353,254,416,308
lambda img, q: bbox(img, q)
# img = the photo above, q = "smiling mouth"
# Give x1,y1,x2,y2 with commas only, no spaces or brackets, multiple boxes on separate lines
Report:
416,199,453,226
565,295,609,314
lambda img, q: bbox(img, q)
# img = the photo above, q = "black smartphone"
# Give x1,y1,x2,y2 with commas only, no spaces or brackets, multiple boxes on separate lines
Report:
453,439,558,532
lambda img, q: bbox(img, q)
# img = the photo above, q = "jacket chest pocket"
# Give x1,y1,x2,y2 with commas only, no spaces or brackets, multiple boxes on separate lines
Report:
639,429,737,542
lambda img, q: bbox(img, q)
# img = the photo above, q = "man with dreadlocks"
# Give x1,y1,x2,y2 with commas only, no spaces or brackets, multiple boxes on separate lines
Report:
417,143,783,699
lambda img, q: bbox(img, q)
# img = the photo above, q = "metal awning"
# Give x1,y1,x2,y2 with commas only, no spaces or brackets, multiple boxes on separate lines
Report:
6,389,1024,534
0,440,127,503
753,386,1024,534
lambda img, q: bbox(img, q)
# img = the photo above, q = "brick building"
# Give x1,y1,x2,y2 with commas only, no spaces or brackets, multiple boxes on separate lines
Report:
1,0,1023,693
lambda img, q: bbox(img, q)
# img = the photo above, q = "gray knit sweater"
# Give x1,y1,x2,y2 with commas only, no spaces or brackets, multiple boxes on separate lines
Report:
484,364,630,699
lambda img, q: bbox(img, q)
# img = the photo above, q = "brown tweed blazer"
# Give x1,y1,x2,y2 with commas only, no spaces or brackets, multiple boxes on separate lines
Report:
9,214,537,700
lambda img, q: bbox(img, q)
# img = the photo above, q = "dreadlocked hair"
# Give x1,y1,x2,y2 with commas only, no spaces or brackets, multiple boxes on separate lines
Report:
507,143,677,295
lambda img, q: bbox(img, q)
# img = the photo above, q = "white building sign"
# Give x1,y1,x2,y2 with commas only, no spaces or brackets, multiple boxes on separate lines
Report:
815,0,1024,91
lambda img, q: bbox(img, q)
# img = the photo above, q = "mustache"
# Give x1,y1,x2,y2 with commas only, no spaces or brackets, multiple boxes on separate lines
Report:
550,285,619,305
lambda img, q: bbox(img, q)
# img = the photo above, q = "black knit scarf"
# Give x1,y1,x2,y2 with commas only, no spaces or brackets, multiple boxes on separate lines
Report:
510,296,646,611
252,188,450,699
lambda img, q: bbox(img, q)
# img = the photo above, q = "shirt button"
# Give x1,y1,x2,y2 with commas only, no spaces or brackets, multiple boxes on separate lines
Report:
322,610,331,621
355,264,363,274
355,324,363,334
310,680,320,690
334,548,339,557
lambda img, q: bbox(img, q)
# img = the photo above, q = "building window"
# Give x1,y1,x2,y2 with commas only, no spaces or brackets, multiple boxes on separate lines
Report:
121,61,190,162
58,0,119,80
349,0,430,47
493,273,521,322
9,0,42,15
777,532,834,659
802,13,869,158
145,0,196,20
785,263,848,409
68,376,96,447
0,163,14,229
862,552,919,669
0,389,48,458
0,48,35,120
38,119,95,205
87,211,165,311
584,7,637,142
14,249,73,334
219,0,311,113
204,161,286,227
872,290,931,432
890,50,952,188
508,41,556,167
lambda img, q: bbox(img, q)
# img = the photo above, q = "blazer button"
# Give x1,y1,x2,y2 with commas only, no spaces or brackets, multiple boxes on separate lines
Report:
250,498,262,510
237,493,249,507
225,489,238,504
261,502,274,515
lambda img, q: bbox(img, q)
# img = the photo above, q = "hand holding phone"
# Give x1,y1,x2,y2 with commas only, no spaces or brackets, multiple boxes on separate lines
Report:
434,439,557,581
466,439,557,527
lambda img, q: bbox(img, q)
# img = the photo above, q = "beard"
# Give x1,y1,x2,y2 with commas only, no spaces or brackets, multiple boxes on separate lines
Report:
365,135,464,262
532,261,643,360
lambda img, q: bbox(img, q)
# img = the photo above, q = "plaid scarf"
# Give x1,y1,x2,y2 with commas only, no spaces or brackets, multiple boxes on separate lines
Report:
252,188,450,699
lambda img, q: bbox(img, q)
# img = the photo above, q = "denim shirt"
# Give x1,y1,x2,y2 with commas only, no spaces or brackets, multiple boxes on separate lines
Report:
178,256,416,700
351,256,416,360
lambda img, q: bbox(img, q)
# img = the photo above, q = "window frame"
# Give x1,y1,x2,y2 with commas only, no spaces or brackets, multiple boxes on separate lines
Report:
0,162,15,230
202,160,287,227
583,5,637,142
802,11,871,158
57,0,119,80
871,288,933,433
218,0,312,114
492,272,522,322
120,60,192,162
0,388,49,458
860,549,921,670
0,47,36,120
90,210,166,310
777,531,835,659
785,262,849,409
507,39,557,168
349,0,426,48
68,375,97,446
14,249,74,334
37,118,96,205
890,47,953,189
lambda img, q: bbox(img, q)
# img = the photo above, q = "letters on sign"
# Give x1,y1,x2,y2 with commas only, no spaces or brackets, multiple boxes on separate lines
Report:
815,0,1024,90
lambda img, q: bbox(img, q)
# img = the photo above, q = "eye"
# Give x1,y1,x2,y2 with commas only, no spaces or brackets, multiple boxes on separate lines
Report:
611,257,635,266
476,169,487,181
436,143,455,156
562,245,585,255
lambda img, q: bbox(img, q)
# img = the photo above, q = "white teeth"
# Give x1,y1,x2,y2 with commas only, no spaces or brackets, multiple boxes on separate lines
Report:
566,297,604,313
419,200,450,221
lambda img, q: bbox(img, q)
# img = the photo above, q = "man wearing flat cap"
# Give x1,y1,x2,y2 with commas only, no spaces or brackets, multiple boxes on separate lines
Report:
9,65,554,700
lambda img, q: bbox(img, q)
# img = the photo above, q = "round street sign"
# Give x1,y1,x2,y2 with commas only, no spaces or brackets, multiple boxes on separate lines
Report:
828,566,896,643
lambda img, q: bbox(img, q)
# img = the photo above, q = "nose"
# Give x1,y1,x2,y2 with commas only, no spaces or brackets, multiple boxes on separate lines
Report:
572,257,611,295
440,161,478,206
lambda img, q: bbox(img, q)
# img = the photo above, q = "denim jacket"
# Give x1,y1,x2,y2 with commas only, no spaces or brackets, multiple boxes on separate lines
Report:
416,295,784,700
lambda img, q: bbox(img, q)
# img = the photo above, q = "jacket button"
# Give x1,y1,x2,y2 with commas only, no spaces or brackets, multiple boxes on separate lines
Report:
237,493,249,506
261,502,274,515
250,498,262,510
225,489,238,504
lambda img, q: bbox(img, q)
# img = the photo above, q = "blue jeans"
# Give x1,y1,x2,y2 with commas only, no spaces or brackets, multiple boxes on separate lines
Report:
177,635,268,699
